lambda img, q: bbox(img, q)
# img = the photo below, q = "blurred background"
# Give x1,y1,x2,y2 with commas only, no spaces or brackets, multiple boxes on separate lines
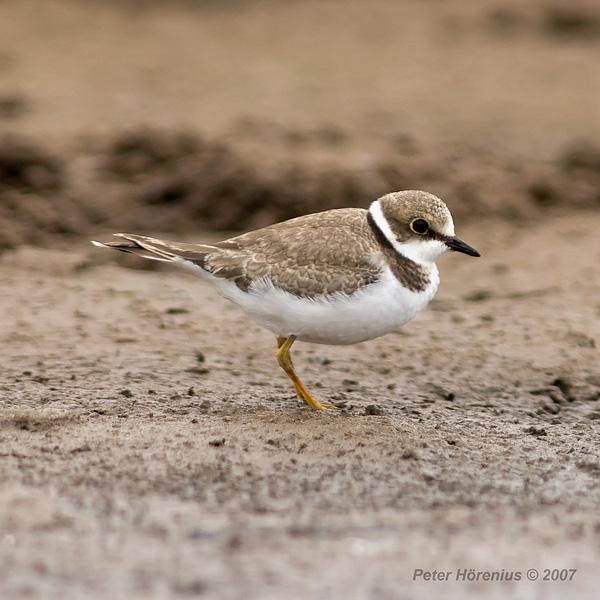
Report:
2,3,600,599
0,0,599,248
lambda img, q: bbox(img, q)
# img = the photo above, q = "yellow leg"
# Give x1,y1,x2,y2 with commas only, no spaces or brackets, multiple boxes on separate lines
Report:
276,336,301,399
276,336,339,411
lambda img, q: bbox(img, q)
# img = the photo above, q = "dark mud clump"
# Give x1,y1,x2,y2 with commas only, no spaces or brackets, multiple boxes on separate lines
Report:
2,128,600,252
560,140,600,172
103,129,200,179
99,129,384,232
0,136,63,193
97,129,600,235
0,136,78,250
0,93,29,120
541,6,600,39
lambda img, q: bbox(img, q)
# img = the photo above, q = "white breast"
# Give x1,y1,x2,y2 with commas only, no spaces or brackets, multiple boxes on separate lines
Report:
212,264,440,345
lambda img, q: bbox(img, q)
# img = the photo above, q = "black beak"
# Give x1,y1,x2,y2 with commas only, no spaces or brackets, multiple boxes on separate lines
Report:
445,236,480,257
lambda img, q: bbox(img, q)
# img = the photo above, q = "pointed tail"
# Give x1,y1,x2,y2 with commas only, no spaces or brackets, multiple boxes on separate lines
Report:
91,234,216,267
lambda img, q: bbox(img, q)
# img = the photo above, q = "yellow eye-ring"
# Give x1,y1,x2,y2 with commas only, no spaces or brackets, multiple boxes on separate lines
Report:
409,218,430,235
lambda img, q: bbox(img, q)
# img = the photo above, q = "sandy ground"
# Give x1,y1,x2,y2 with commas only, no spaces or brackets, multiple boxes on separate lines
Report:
1,211,599,599
1,0,600,598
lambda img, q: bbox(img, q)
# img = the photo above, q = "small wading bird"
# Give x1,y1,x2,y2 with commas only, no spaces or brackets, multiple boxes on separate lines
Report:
93,190,480,411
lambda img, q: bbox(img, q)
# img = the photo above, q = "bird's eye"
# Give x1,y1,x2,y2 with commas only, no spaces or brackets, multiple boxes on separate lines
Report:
409,218,430,235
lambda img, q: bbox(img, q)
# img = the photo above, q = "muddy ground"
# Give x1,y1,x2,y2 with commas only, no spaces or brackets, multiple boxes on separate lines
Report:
1,1,600,599
2,213,600,600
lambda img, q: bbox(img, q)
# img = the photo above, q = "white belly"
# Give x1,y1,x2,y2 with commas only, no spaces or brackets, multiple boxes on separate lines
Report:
212,265,440,345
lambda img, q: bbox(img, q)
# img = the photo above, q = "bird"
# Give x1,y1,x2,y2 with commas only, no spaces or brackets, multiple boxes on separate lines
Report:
93,190,480,411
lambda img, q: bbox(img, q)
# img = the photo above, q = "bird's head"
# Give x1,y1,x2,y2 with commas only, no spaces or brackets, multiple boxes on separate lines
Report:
368,190,480,264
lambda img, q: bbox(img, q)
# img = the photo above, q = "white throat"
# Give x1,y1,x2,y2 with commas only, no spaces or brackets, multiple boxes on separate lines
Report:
368,200,448,265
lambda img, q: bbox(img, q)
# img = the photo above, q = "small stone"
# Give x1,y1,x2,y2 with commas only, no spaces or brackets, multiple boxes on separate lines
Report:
463,289,492,302
186,367,209,375
364,405,384,416
524,425,547,437
165,307,189,314
552,377,574,401
541,401,560,415
401,448,417,460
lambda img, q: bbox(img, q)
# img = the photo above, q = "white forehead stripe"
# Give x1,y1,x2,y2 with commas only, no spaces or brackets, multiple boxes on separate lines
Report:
441,213,455,237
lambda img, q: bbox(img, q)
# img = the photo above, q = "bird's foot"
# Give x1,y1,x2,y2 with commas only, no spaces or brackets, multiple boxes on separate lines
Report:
295,386,341,411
